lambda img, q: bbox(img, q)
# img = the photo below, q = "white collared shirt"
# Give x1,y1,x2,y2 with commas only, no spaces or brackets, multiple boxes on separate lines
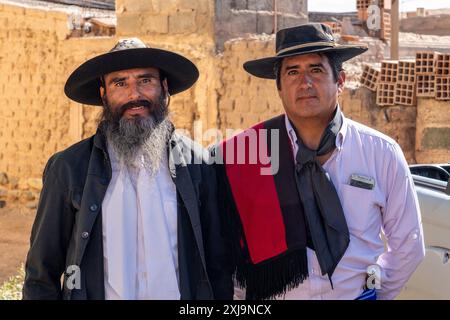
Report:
279,112,425,300
102,147,180,300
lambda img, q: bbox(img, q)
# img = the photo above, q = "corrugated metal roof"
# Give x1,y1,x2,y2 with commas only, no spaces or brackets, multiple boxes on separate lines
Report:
40,0,114,10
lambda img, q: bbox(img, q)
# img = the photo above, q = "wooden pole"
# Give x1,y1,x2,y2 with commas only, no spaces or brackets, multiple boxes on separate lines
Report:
273,0,278,34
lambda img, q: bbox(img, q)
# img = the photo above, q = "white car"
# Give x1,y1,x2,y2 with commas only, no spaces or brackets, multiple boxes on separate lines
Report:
398,164,450,299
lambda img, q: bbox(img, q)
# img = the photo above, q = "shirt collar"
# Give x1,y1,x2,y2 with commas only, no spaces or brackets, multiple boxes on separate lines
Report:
284,106,348,152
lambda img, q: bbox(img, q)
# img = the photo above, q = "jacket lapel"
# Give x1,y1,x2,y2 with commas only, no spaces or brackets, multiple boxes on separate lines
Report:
73,130,111,267
168,134,206,268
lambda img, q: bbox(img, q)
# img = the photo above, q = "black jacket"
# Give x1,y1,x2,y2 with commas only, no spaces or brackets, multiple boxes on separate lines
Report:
22,125,233,300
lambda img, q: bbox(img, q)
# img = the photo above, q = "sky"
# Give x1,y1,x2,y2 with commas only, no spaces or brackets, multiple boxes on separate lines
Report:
308,0,450,13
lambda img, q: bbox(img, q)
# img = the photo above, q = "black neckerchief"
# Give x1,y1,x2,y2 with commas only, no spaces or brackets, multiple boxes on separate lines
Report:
292,106,350,285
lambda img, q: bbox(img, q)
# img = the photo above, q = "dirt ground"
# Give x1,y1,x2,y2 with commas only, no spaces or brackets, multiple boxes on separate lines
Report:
0,205,35,284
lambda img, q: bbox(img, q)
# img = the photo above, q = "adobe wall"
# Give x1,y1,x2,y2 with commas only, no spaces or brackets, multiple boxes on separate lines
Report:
0,1,448,207
415,97,450,164
0,0,217,206
217,36,421,163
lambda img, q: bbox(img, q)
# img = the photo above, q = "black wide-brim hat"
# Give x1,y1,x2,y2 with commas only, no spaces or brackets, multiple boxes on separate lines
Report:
64,38,199,106
244,23,368,79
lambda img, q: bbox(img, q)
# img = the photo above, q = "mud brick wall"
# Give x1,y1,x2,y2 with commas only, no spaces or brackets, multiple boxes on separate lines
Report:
217,35,284,134
340,87,417,163
0,1,218,206
415,98,450,163
215,0,307,51
0,4,71,180
0,1,449,207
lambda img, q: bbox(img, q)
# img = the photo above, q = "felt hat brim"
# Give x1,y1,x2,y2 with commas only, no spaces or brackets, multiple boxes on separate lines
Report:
243,44,368,79
64,48,199,106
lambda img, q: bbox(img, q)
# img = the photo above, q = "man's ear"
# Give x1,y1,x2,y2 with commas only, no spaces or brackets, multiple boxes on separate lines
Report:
162,78,171,107
337,71,346,94
100,85,105,99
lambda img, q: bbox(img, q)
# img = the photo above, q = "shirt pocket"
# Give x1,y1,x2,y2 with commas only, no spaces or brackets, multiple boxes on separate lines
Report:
339,183,376,237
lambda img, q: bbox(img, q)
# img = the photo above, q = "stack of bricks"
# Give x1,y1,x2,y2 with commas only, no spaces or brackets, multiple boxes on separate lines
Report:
360,64,380,91
376,60,398,106
394,60,416,106
357,1,391,41
380,10,391,41
356,0,370,21
372,0,391,10
435,53,450,100
372,0,391,41
415,52,437,98
322,21,342,36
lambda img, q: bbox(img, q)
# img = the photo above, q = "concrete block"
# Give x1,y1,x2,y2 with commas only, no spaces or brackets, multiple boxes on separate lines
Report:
357,0,371,9
276,0,307,14
153,0,177,14
278,14,308,31
169,11,197,34
120,0,155,13
376,82,396,106
380,11,391,41
416,51,438,75
416,74,435,97
229,0,249,10
380,60,398,83
248,0,273,11
421,127,450,149
360,64,380,91
435,76,450,100
394,82,416,106
357,8,369,21
435,53,450,76
176,0,201,11
117,12,142,36
398,60,416,83
141,14,169,34
230,11,257,35
256,11,275,34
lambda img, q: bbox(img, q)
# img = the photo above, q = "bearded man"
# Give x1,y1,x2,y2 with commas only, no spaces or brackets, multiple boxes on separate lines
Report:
22,38,233,300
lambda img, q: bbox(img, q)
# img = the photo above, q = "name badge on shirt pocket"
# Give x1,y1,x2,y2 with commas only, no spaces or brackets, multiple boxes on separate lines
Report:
349,174,375,190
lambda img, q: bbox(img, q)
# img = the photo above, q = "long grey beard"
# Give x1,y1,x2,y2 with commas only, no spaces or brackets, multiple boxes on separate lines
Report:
104,114,173,178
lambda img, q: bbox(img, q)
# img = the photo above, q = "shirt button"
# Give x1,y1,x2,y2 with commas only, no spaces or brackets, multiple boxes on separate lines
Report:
81,231,89,239
89,204,98,212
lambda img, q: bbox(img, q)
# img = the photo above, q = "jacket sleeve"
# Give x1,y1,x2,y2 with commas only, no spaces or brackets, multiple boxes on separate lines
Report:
200,161,234,300
22,155,75,300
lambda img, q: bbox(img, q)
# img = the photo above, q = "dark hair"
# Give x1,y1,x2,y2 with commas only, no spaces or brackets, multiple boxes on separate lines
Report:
274,52,343,90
